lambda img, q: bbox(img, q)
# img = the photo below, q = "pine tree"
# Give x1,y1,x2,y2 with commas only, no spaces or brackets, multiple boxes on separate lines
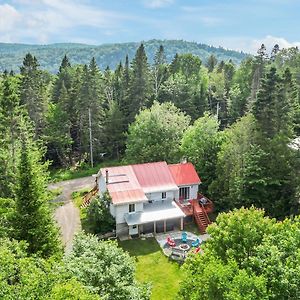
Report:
53,55,73,103
20,53,49,136
13,128,61,257
0,73,22,198
128,44,152,123
206,54,218,72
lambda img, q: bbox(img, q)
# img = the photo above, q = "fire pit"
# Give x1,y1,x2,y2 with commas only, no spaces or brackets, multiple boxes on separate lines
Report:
178,243,190,251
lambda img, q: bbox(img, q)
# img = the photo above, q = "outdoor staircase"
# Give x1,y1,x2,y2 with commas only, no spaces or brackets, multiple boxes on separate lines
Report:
81,185,99,208
192,200,211,234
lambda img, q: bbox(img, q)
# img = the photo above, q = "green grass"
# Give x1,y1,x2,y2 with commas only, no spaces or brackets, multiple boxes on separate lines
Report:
49,159,122,182
120,238,184,300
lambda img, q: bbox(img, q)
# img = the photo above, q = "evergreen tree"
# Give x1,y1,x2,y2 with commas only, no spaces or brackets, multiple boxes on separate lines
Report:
0,74,22,198
206,54,218,72
13,128,61,257
128,44,152,123
20,53,49,136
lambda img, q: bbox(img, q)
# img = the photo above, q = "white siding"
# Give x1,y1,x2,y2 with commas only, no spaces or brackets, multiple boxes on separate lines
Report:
177,184,199,200
98,174,107,195
114,202,144,224
146,190,176,202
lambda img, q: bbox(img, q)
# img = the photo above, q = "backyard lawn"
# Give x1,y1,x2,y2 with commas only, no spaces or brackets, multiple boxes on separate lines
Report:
120,238,184,300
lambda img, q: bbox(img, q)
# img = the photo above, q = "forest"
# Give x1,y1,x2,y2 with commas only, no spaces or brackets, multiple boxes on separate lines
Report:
0,42,300,299
0,39,248,73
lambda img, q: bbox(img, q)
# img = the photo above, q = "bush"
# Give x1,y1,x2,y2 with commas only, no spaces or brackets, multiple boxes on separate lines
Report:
86,192,115,234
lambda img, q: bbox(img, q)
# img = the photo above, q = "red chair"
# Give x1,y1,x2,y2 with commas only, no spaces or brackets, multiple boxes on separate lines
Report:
167,236,176,247
194,247,201,254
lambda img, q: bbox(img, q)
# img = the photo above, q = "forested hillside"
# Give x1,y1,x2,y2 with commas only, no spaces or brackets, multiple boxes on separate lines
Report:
0,41,300,299
0,39,248,73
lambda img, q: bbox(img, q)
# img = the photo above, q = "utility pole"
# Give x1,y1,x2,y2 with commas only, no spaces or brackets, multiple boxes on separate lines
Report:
88,108,94,168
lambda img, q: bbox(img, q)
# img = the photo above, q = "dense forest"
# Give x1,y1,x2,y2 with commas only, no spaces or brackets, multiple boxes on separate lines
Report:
0,42,300,299
0,39,248,73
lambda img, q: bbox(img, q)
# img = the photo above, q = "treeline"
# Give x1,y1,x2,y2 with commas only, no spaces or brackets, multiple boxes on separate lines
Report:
0,43,300,218
0,39,248,73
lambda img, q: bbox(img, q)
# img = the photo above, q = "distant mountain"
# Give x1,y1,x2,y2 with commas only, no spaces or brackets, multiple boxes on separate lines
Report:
0,39,249,73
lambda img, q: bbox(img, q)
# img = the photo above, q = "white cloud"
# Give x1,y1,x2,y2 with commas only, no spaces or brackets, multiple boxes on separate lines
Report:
0,4,21,33
199,16,222,27
208,35,300,54
0,0,130,43
144,0,174,9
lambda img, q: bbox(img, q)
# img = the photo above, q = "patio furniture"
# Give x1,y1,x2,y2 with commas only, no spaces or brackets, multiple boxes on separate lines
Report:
167,236,176,247
181,231,187,243
194,247,201,254
191,238,202,247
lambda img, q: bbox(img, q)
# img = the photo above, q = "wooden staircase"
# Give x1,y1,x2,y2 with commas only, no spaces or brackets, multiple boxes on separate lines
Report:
81,185,99,208
192,199,211,234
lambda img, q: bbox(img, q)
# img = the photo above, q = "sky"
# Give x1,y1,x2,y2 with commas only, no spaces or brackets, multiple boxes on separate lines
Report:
0,0,299,53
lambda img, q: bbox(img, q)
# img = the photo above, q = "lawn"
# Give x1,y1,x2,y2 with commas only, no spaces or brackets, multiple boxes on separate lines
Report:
120,238,184,300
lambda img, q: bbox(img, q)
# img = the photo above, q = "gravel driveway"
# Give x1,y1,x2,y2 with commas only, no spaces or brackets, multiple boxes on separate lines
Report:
49,176,95,252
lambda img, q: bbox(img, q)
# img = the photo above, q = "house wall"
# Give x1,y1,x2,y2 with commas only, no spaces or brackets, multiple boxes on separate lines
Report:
176,184,199,200
146,190,177,202
98,174,107,195
114,202,144,224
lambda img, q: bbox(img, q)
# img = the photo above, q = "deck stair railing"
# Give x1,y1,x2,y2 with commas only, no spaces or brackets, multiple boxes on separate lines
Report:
81,185,99,208
191,196,212,234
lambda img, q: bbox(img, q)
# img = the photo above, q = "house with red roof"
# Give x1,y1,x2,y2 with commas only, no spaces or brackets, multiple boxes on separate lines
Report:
96,161,212,238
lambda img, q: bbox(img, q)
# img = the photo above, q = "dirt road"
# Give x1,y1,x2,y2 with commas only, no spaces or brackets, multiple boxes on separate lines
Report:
49,176,95,252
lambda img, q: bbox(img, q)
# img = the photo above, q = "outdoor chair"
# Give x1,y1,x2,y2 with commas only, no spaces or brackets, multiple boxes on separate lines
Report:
191,238,202,247
181,231,187,243
194,247,201,254
167,236,176,247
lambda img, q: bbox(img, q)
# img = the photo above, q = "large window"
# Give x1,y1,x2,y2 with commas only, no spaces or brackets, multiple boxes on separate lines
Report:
179,187,190,200
129,203,135,213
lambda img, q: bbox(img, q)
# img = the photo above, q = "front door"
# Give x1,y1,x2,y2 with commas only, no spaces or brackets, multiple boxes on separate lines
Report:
129,224,139,236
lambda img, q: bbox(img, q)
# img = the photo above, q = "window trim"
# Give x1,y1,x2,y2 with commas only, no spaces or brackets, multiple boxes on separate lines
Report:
129,203,135,213
179,187,190,200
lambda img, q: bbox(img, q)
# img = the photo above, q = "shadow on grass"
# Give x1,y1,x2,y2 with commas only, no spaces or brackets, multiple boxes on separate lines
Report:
119,238,161,257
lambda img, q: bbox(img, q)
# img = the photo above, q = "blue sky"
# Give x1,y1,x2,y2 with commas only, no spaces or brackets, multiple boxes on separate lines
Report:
0,0,299,53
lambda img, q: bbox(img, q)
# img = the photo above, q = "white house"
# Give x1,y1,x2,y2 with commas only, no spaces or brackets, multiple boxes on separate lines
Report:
97,161,201,237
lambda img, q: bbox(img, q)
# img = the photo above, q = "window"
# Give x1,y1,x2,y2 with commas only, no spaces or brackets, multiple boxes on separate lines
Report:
179,187,190,200
129,203,135,213
132,225,137,229
162,192,166,199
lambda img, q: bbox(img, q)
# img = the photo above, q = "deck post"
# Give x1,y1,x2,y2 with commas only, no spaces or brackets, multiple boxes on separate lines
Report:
164,220,166,233
154,221,156,235
180,217,183,231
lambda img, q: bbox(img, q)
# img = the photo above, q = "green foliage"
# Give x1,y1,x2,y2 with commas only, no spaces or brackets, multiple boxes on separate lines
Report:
65,233,150,300
126,101,190,163
0,198,15,238
13,131,61,258
86,192,115,234
179,207,300,300
181,113,221,194
0,238,99,300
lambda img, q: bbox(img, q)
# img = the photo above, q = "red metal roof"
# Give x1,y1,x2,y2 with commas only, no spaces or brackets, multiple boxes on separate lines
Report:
100,165,147,205
168,162,201,186
100,161,200,204
132,161,178,193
